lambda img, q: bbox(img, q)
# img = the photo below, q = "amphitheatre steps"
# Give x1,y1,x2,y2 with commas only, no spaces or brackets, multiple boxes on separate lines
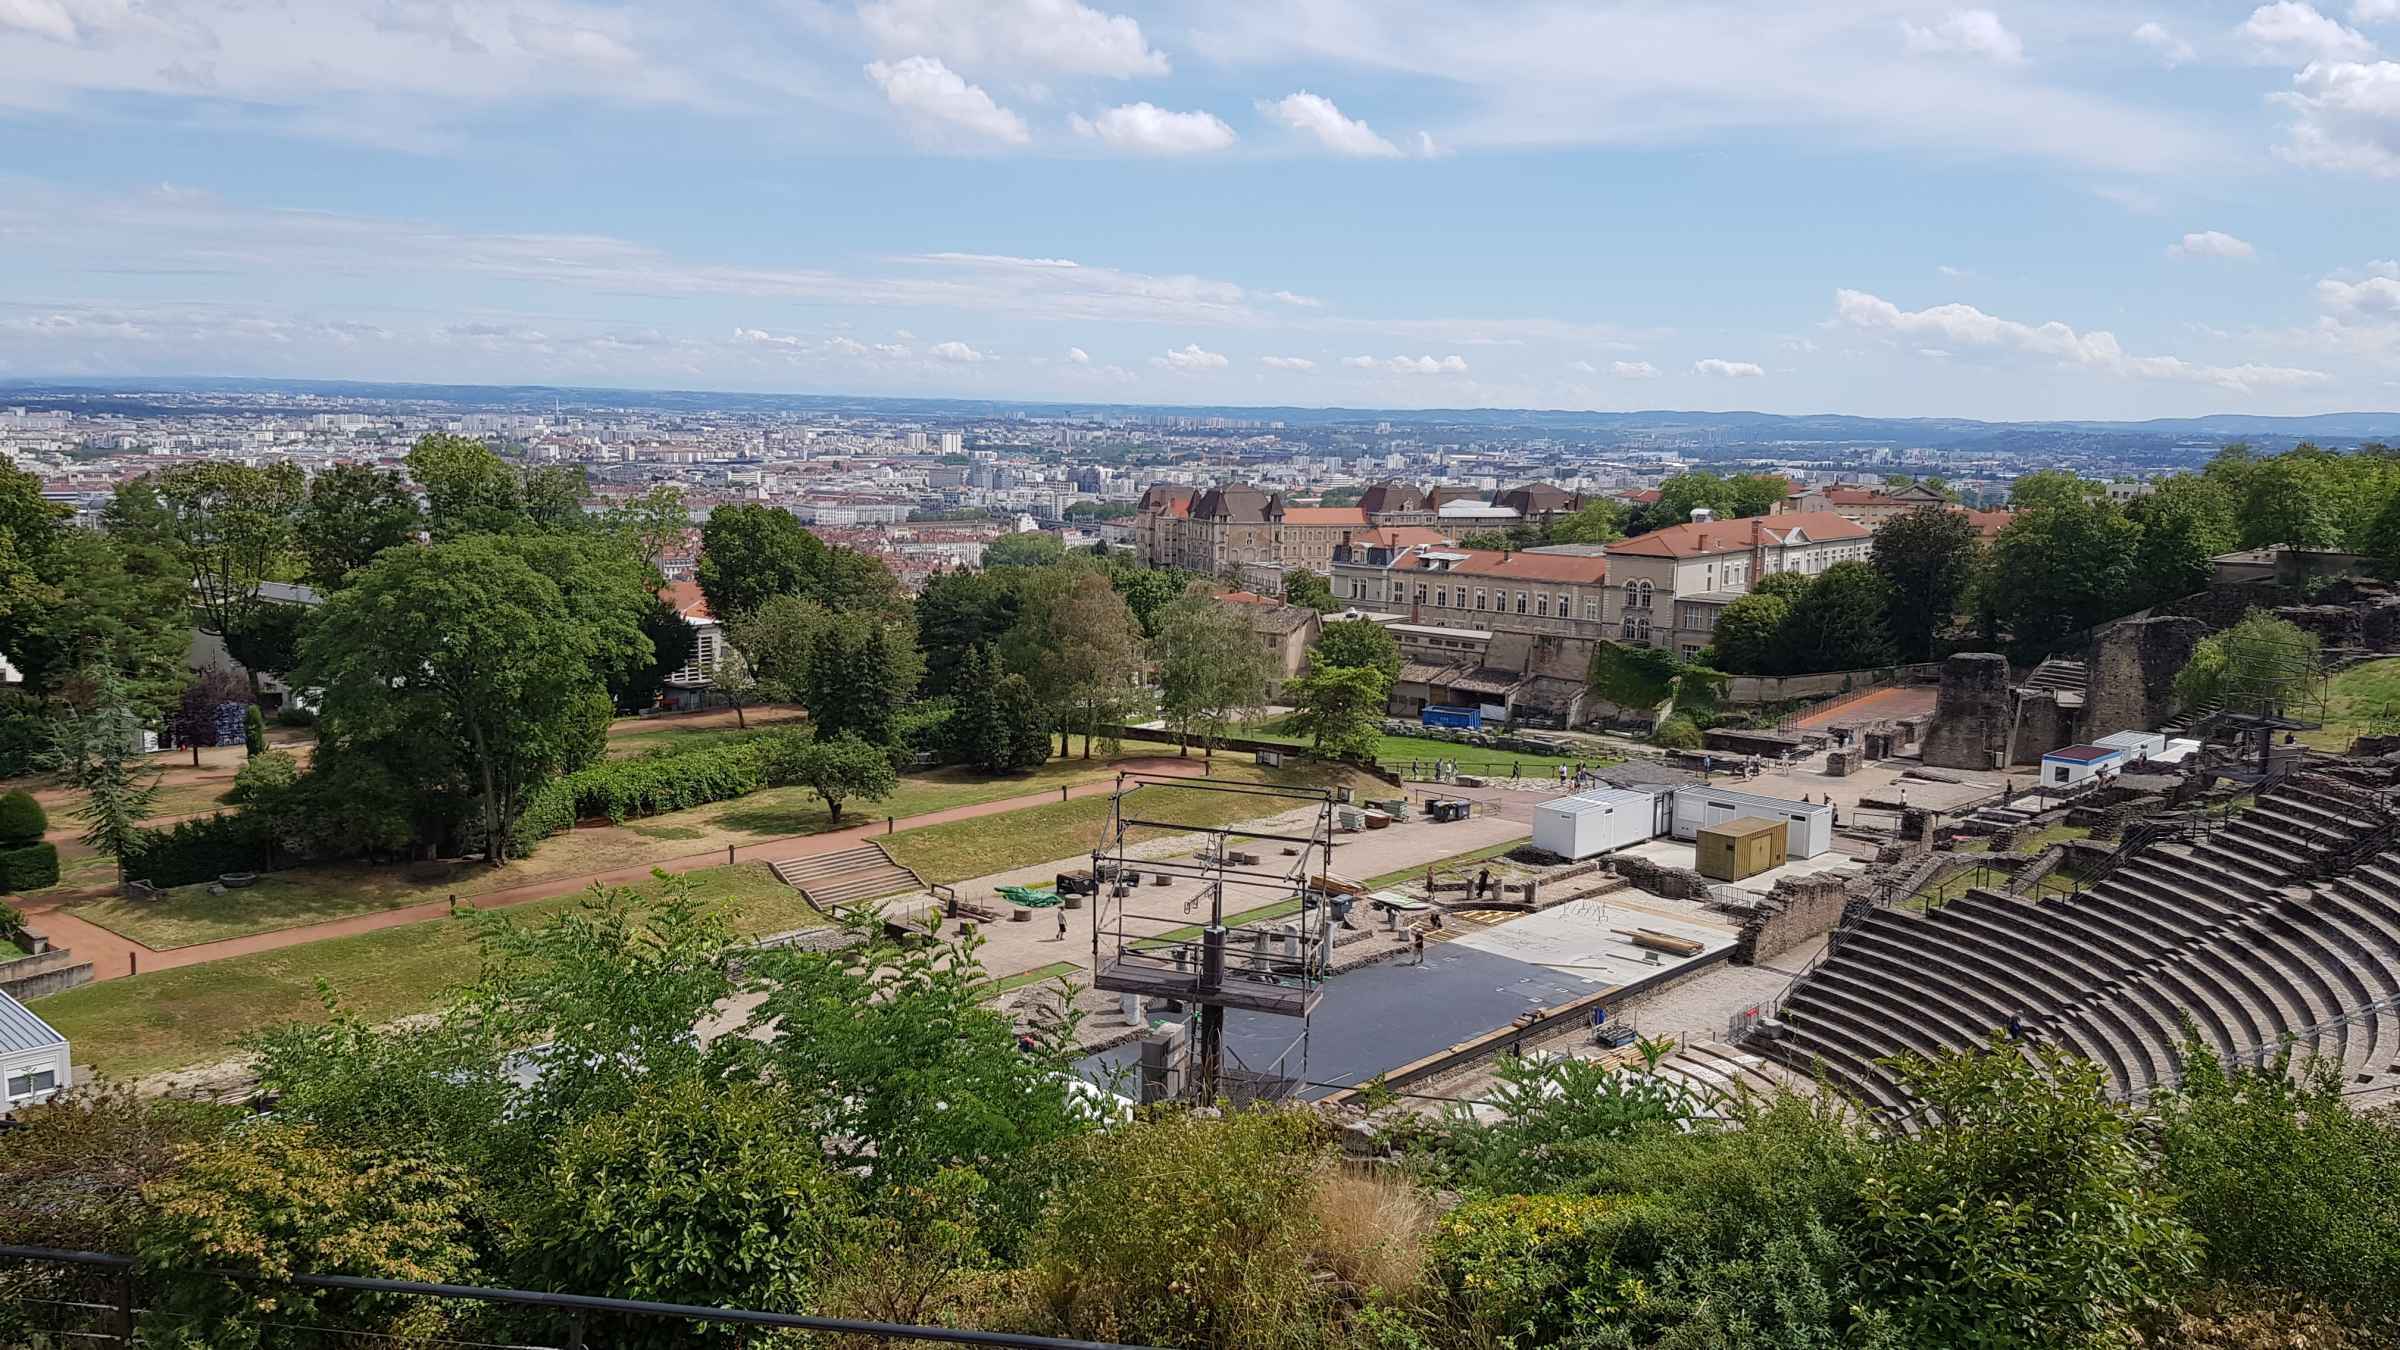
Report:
768,843,924,913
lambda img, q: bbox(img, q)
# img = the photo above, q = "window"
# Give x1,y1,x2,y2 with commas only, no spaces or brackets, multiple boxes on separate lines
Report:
1555,593,1568,617
1474,588,1487,610
1680,644,1701,658
6,1068,57,1104
1584,597,1602,620
2053,766,2069,784
1515,591,1529,614
1415,584,1428,604
1535,594,1549,617
1434,586,1447,608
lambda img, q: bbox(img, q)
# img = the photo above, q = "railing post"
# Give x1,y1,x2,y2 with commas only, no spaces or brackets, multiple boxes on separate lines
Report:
109,1268,134,1345
564,1311,587,1350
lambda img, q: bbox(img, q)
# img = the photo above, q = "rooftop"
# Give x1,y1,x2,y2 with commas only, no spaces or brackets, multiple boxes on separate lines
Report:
1606,511,1872,560
0,989,67,1056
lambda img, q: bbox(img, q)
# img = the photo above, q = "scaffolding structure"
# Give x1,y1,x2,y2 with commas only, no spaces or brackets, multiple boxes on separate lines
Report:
1087,772,1339,1103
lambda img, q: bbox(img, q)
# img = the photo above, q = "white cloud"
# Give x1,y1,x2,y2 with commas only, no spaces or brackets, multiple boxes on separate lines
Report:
1612,360,1660,379
1265,289,1321,307
1341,353,1467,374
2359,0,2400,22
1693,358,1764,378
1832,288,2331,390
1413,130,1441,157
1262,91,1401,157
2241,3,2375,61
865,56,1030,144
857,0,1167,79
1072,102,1236,154
1567,359,1597,373
2317,266,2400,315
2132,21,2196,66
2272,59,2400,174
1151,342,1228,370
0,0,81,43
1901,10,2026,63
929,339,986,362
2169,230,2257,259
1066,345,1090,363
1260,354,1316,370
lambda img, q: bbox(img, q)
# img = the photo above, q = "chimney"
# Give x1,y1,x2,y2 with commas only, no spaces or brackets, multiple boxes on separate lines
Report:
1690,507,1715,524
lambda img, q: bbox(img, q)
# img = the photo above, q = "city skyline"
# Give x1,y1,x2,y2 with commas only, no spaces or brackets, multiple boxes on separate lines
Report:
5,2,2400,418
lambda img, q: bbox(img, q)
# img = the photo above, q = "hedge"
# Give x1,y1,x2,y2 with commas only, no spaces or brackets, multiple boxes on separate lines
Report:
512,730,811,853
0,841,58,892
0,789,47,848
124,813,273,888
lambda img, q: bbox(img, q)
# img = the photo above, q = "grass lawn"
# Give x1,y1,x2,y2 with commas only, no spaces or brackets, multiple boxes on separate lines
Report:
36,863,818,1080
1910,863,2077,910
603,712,810,760
66,743,1192,950
0,937,24,960
978,960,1080,997
883,761,1378,888
2303,657,2400,751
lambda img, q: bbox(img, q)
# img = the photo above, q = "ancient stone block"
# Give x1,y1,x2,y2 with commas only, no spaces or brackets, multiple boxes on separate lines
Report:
2085,615,2208,738
1921,652,2010,770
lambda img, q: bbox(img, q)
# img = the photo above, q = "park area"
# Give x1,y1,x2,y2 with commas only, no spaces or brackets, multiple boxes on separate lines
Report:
2304,656,2400,751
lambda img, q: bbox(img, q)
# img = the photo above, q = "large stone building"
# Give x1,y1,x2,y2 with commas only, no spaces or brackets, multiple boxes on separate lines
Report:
1329,539,1611,640
1129,479,1585,574
1601,510,1875,659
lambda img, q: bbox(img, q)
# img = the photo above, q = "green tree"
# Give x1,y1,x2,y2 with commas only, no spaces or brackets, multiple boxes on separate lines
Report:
2369,486,2400,578
786,732,899,823
39,660,162,880
525,1078,857,1329
2124,473,2240,605
2237,453,2346,550
1750,568,1815,604
501,531,659,697
1586,641,1685,714
726,592,827,699
2008,469,2104,511
944,643,1008,772
600,484,692,570
704,639,763,729
1281,568,1337,611
1281,664,1387,760
298,536,612,863
133,462,306,650
137,1122,482,1349
1544,499,1625,545
1005,570,1147,757
696,501,827,624
1099,560,1190,637
1708,592,1791,675
608,595,698,713
1870,506,1980,662
917,568,1027,697
521,464,590,531
1309,617,1401,688
991,672,1055,774
8,527,189,715
802,614,924,748
1984,498,2140,654
1154,589,1275,756
1724,472,1791,518
742,917,1092,1246
222,601,309,684
983,530,1066,568
1861,1039,2199,1345
2174,609,2321,716
294,462,422,591
1779,562,1896,672
406,432,525,538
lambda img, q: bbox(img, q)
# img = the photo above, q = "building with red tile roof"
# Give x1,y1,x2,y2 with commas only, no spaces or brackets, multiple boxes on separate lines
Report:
1603,510,1875,657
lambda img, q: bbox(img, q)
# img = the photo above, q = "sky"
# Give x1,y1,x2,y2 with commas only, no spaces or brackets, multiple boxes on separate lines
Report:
2,1,2399,420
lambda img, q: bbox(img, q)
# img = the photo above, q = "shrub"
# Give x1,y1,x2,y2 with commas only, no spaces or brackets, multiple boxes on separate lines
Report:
523,1079,856,1340
0,842,60,892
511,731,813,853
1023,1108,1339,1349
1653,716,1703,750
228,750,300,806
137,1121,481,1348
1433,1192,1662,1345
270,704,317,729
894,698,956,763
123,812,271,886
242,702,268,756
0,789,47,847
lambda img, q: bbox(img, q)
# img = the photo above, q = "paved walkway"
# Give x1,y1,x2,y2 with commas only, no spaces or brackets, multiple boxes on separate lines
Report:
23,756,1209,982
1792,684,1939,732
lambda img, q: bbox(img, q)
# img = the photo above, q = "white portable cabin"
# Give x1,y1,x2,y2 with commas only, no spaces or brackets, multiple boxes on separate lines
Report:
2093,731,2168,761
2040,744,2127,787
0,989,70,1115
1532,788,1663,860
1669,785,1833,859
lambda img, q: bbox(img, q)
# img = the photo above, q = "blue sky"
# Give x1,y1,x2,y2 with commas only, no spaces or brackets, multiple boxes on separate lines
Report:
2,1,2399,419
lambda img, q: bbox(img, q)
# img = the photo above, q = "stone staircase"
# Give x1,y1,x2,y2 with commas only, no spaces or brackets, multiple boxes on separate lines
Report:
1755,775,2400,1116
2020,656,2090,702
769,842,924,915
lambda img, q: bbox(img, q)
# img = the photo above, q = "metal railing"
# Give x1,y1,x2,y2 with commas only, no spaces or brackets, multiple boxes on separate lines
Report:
0,1246,1155,1349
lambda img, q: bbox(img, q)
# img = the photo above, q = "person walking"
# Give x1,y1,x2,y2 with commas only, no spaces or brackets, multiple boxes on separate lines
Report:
1411,929,1427,966
1056,906,1069,943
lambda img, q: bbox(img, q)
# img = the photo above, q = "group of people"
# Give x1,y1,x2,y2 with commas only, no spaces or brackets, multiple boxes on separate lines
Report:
1552,762,1608,790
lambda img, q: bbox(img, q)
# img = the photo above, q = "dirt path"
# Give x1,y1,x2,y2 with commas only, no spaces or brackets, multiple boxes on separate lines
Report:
28,757,1207,981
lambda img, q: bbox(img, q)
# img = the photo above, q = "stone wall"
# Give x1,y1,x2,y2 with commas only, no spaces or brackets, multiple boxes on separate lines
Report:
2276,604,2367,650
1736,873,1852,966
1921,652,2011,770
1606,852,1713,901
2010,690,2077,765
2085,615,2208,739
0,947,93,1001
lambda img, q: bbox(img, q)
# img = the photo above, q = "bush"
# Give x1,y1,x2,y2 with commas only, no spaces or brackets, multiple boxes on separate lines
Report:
1653,716,1703,750
894,698,956,763
524,1079,856,1339
511,730,813,853
123,812,272,886
0,842,60,892
1023,1108,1340,1349
228,750,301,806
0,789,47,847
271,704,317,728
242,702,268,756
1433,1192,1660,1346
